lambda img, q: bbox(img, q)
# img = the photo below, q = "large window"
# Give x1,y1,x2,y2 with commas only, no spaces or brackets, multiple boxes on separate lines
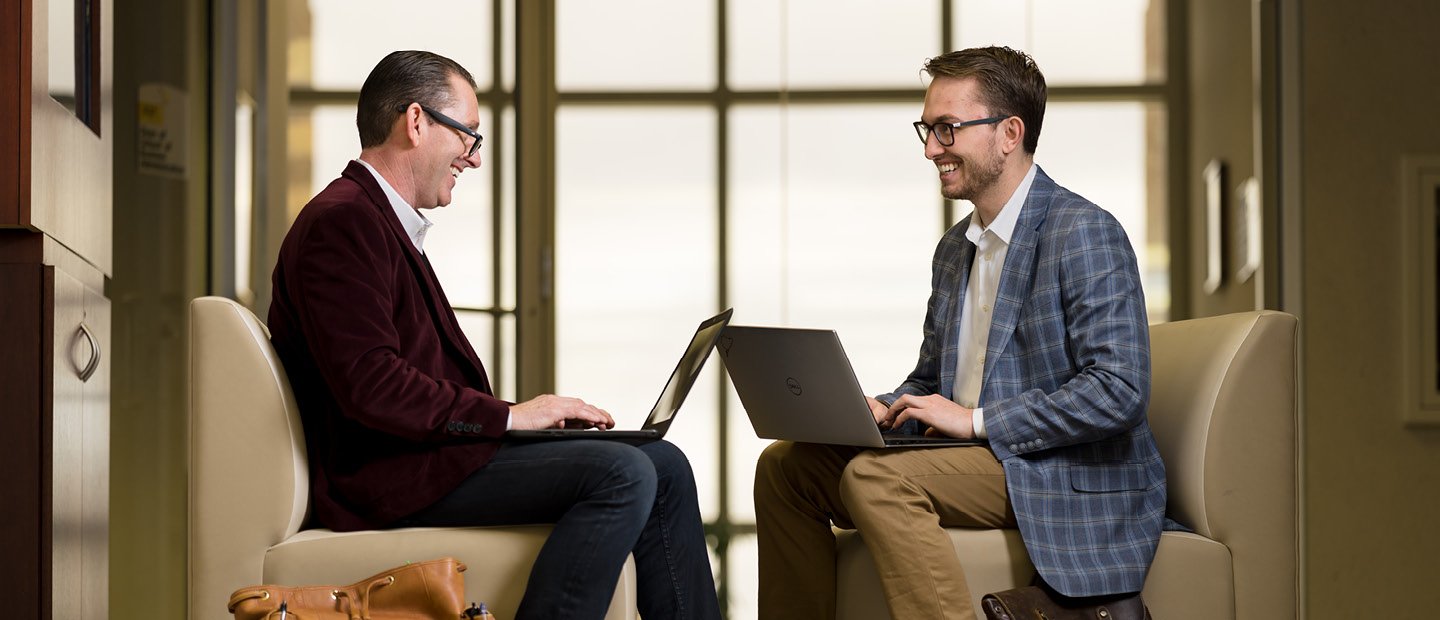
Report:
285,1,1171,618
553,2,1170,618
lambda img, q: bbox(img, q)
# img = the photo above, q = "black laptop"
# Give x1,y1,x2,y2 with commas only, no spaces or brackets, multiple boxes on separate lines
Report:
505,309,732,442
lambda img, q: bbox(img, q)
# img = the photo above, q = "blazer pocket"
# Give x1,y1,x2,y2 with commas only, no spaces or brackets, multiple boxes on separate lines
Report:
1069,462,1149,493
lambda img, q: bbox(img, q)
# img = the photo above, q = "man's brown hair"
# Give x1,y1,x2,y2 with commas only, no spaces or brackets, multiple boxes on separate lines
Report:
923,46,1047,154
356,50,477,148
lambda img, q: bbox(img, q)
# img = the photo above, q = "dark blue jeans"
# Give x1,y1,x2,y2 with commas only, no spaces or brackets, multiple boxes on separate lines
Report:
401,439,720,620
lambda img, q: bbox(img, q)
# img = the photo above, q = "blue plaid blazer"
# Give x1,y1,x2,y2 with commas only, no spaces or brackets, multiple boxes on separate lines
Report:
877,167,1166,597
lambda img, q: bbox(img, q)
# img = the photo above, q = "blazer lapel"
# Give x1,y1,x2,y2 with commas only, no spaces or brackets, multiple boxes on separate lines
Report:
981,167,1055,394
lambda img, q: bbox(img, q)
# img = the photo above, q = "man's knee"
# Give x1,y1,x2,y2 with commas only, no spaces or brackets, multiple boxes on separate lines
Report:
755,441,851,505
755,441,808,498
640,439,698,495
591,443,660,509
838,451,907,510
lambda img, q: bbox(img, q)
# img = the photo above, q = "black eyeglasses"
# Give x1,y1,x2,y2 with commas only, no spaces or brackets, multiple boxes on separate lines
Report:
912,116,1008,146
418,104,484,158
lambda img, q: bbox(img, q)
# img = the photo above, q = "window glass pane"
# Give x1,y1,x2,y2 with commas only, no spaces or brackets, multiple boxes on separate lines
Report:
302,0,492,90
499,313,516,401
726,386,768,522
308,105,361,195
951,0,1028,53
453,311,516,401
500,107,517,309
729,0,940,90
953,0,1163,85
427,106,497,309
726,533,759,620
236,99,255,303
727,104,935,396
557,0,716,90
555,106,720,517
727,103,938,523
501,0,516,91
1030,101,1168,320
454,310,495,385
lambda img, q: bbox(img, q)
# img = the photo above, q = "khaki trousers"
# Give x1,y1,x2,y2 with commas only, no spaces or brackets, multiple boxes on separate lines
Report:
754,441,1015,620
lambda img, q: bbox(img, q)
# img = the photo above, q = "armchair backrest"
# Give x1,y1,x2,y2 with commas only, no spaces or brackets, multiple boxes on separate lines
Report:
1146,310,1297,619
189,296,310,618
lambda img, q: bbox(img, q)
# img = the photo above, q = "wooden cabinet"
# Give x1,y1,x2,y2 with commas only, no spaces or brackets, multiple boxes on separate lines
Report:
0,241,110,619
0,0,114,616
49,263,110,619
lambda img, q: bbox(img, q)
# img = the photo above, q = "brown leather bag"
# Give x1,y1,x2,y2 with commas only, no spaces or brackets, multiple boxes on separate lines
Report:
980,586,1152,620
227,557,468,620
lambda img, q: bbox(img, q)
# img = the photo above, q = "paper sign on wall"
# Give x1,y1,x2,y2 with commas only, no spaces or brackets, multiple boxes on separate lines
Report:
137,83,187,179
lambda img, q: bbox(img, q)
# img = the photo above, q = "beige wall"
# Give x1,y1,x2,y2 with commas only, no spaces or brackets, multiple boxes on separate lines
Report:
109,1,209,618
1297,1,1440,616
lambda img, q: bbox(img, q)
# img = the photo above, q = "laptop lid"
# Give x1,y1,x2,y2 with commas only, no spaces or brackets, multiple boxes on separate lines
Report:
635,308,733,436
505,309,732,442
719,325,979,448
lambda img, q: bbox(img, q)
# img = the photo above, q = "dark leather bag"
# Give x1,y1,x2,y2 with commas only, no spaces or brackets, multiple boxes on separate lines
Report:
980,586,1152,620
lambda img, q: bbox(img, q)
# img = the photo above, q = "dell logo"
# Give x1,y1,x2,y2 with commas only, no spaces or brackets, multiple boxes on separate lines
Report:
786,377,803,396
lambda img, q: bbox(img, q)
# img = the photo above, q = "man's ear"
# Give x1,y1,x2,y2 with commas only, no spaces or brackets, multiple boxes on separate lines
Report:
999,117,1025,155
397,103,424,148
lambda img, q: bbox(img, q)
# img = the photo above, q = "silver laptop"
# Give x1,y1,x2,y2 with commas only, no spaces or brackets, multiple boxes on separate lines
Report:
719,325,983,448
505,309,732,443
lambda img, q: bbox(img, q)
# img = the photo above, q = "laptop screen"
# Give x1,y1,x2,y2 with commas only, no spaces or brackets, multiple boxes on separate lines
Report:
642,309,733,434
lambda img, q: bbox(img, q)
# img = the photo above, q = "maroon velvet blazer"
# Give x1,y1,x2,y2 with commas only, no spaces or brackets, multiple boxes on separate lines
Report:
268,160,511,531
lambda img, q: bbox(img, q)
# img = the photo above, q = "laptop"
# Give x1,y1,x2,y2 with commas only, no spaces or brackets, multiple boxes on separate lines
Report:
719,325,983,448
505,309,732,443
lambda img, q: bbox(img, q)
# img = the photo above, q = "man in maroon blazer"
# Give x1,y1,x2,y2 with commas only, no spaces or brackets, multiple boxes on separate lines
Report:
268,50,720,620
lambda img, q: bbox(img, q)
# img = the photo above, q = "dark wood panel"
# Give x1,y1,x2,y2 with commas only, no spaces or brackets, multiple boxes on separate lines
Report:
0,0,27,224
0,263,45,620
0,229,44,262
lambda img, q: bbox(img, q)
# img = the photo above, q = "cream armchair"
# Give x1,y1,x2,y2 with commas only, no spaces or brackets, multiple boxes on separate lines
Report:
836,310,1298,619
188,296,638,619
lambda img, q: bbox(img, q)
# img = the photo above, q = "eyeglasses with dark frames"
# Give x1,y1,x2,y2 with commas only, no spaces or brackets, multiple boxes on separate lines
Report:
912,116,1008,146
416,104,484,158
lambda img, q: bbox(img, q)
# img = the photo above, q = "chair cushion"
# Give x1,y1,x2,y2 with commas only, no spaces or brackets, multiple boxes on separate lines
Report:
263,526,636,620
1144,531,1234,619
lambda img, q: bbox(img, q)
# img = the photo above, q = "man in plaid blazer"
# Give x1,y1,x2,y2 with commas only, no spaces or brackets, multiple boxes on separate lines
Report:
755,46,1166,620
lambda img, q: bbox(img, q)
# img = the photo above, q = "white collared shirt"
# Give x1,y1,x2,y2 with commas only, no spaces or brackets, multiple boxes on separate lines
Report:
955,163,1038,438
355,158,433,253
